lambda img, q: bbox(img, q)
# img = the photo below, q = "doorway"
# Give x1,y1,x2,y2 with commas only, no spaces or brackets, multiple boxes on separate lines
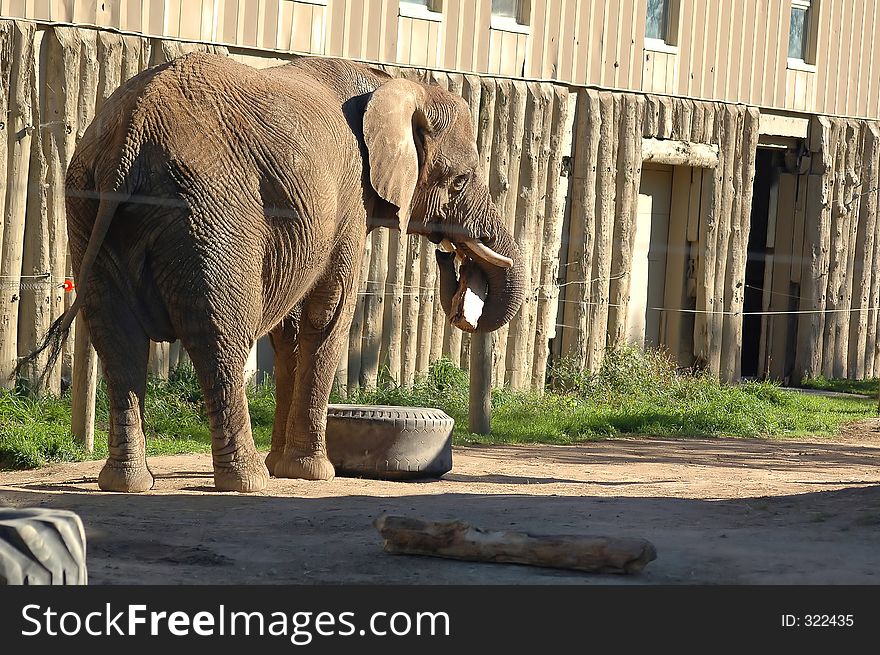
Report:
741,149,776,379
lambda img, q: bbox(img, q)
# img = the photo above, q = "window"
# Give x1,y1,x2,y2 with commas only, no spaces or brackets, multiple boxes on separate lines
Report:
401,0,440,9
399,0,443,20
645,0,670,41
644,0,679,50
491,0,530,31
788,0,811,60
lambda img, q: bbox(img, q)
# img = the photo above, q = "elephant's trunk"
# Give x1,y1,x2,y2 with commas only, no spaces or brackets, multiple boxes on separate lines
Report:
466,228,526,333
436,215,526,334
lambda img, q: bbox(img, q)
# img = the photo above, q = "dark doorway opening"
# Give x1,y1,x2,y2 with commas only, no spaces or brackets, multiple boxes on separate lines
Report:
741,149,777,379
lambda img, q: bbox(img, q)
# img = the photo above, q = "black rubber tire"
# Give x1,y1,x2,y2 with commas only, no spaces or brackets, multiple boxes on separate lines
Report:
0,508,88,585
326,405,454,480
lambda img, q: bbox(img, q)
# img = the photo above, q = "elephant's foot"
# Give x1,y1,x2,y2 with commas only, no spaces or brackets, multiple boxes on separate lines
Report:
213,452,270,493
265,449,284,477
98,460,155,493
274,452,335,481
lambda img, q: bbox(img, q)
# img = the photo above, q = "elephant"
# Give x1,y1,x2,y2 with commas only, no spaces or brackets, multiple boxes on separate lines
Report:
22,52,526,493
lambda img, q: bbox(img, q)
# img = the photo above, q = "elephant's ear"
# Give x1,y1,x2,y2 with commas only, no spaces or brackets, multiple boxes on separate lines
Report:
363,78,426,233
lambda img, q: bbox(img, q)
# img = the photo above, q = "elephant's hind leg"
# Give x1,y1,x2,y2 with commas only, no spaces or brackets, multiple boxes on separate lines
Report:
82,292,154,492
265,308,301,476
182,338,270,493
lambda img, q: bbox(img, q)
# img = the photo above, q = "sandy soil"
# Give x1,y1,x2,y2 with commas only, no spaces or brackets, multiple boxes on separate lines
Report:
2,420,880,585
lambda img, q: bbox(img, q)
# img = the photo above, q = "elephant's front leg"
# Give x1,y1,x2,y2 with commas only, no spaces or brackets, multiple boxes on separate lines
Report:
273,256,362,481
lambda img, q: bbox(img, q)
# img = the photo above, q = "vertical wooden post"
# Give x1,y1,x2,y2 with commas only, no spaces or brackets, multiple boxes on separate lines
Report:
70,315,97,451
69,27,101,447
720,106,759,382
607,93,644,345
492,80,527,385
559,89,600,369
504,82,548,390
19,26,51,393
832,121,862,378
795,117,835,382
821,121,849,378
585,92,617,371
346,232,370,392
361,228,388,388
0,22,36,389
468,332,492,434
531,87,573,390
851,122,879,378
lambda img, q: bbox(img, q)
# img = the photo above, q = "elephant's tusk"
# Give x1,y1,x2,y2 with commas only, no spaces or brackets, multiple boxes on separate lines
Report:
460,238,514,269
438,239,456,253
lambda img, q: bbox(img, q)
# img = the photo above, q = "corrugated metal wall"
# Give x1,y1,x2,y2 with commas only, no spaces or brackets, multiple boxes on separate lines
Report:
2,1,879,118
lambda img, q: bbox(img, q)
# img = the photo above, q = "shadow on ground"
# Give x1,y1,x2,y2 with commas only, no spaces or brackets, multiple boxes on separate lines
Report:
1,483,878,585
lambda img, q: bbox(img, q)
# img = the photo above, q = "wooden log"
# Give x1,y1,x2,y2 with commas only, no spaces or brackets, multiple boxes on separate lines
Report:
400,234,422,387
558,89,600,368
850,123,878,378
0,22,13,356
67,28,100,391
379,228,407,385
493,80,527,386
523,84,557,389
504,82,549,390
415,235,436,375
464,76,495,422
707,105,739,378
657,96,675,139
642,94,660,137
833,121,862,378
373,515,657,575
694,104,724,370
19,28,51,393
821,120,848,378
97,31,123,108
862,123,880,378
608,94,644,345
468,333,492,433
641,138,720,168
120,34,145,83
346,234,370,392
690,100,705,144
532,87,573,390
721,106,759,382
0,22,36,389
585,92,617,371
70,315,97,451
485,77,512,384
360,228,388,388
148,342,170,379
794,117,836,382
43,27,81,394
673,99,694,142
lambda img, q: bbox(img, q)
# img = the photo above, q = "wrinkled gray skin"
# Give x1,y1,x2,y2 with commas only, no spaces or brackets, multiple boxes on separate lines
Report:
58,53,525,493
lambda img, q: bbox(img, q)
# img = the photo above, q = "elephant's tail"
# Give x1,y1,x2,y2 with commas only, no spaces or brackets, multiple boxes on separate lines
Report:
12,191,124,387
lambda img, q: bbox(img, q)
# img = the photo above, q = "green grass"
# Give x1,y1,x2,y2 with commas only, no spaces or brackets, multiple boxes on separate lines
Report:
2,345,876,470
0,365,276,470
799,375,880,397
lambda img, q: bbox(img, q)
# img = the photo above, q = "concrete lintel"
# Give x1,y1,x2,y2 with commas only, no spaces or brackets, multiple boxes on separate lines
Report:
641,138,719,168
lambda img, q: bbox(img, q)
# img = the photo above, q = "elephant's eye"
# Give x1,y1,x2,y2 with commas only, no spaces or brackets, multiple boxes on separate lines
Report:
451,174,469,192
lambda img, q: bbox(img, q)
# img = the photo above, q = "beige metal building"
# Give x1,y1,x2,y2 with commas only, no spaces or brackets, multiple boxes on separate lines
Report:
2,0,879,391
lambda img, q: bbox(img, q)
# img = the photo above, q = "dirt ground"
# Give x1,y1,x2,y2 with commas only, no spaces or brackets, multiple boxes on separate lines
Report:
2,420,880,585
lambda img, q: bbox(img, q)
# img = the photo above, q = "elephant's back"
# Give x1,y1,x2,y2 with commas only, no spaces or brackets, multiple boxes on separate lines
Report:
128,53,356,179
